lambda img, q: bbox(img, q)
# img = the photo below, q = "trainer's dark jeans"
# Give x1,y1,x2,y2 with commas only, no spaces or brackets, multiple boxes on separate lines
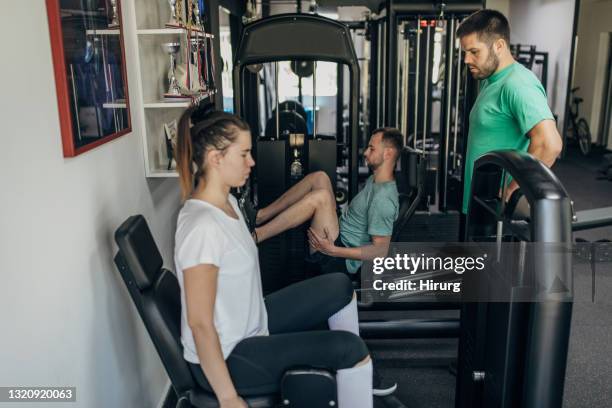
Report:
189,273,368,396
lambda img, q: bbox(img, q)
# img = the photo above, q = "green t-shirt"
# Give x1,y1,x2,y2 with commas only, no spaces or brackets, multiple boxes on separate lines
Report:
339,176,399,273
462,62,554,213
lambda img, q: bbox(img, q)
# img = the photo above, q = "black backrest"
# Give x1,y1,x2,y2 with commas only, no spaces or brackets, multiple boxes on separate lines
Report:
392,147,426,241
114,215,196,395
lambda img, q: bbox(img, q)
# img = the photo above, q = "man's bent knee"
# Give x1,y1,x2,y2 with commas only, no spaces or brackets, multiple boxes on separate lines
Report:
310,171,332,189
307,189,334,208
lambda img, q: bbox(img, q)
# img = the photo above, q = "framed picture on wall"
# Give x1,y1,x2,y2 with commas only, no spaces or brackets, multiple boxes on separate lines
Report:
46,0,131,157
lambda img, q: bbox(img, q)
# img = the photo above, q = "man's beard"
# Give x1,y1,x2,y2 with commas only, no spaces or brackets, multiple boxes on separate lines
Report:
366,158,382,171
471,46,500,79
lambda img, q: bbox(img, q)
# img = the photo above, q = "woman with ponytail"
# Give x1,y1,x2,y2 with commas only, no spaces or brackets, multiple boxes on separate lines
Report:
174,108,374,408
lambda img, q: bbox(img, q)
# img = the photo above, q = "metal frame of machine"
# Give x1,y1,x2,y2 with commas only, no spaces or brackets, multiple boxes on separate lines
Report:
369,1,483,214
232,13,361,199
459,150,573,408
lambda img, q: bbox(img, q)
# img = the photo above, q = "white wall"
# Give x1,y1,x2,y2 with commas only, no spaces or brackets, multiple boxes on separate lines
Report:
572,0,612,147
486,0,511,18
507,0,576,132
0,2,180,407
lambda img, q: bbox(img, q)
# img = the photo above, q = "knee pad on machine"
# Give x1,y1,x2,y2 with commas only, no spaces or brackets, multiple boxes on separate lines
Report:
280,368,337,408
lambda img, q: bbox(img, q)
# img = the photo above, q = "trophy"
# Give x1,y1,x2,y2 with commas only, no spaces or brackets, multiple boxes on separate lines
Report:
164,120,178,170
193,0,203,29
161,42,183,100
108,0,119,27
166,0,181,27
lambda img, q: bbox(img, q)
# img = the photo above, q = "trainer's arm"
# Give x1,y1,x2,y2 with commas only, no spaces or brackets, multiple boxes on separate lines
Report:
527,119,563,167
184,264,246,408
506,119,563,199
308,229,390,260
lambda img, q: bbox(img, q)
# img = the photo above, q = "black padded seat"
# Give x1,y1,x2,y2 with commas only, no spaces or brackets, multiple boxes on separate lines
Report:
392,147,427,241
114,215,278,408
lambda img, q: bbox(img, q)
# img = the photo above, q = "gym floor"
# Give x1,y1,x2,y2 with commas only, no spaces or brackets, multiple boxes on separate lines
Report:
368,144,612,408
555,145,612,408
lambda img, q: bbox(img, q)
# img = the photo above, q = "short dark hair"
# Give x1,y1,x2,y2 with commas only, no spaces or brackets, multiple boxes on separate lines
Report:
372,127,404,160
456,9,510,46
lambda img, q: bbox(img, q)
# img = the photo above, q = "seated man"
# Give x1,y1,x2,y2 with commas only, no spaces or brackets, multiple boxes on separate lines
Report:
250,127,403,276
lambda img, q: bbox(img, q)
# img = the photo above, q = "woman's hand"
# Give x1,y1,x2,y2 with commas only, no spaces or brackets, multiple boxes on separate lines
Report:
219,395,248,408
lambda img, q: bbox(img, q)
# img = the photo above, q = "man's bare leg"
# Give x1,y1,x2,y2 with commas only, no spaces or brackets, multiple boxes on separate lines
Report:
256,171,334,225
255,188,339,244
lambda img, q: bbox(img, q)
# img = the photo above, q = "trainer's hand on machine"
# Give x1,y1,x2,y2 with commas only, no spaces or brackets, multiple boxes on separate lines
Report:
219,396,248,408
502,181,520,203
308,227,336,256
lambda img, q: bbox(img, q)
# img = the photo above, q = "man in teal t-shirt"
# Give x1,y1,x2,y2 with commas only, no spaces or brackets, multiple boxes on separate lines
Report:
337,169,399,273
457,10,563,213
252,128,402,275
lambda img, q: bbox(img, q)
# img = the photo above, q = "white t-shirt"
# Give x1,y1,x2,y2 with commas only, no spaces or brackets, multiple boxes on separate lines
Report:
174,195,269,362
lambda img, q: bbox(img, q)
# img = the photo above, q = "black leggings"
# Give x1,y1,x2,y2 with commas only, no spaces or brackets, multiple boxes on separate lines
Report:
189,273,369,396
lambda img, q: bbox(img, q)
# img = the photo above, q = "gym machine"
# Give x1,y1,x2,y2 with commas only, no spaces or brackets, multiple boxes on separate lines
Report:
234,14,359,200
458,150,573,408
355,1,483,341
114,215,345,408
232,13,360,292
369,1,482,220
510,44,549,92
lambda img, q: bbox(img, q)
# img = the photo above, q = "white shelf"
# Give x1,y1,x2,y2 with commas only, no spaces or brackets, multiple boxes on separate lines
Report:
144,100,191,108
86,29,120,35
126,0,218,178
137,28,214,38
143,91,216,108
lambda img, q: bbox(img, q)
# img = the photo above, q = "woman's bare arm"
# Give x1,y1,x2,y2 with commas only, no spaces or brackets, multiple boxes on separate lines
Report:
184,264,246,407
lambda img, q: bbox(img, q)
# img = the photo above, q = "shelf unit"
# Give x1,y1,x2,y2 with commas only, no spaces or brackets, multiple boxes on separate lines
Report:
123,0,218,177
137,28,214,37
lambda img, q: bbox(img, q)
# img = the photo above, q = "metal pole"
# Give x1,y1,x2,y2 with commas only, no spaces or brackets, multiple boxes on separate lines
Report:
376,21,382,128
414,17,421,149
381,19,387,126
496,170,508,262
396,21,403,128
350,63,360,199
336,63,344,142
422,24,431,151
443,18,455,210
401,23,410,144
453,23,462,171
362,32,371,138
313,61,317,138
275,61,279,140
386,4,398,127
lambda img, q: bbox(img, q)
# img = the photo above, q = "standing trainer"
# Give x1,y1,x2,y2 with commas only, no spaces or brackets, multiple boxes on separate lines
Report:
457,9,563,213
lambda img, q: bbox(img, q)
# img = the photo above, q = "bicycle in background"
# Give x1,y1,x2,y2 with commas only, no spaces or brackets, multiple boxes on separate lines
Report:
566,87,592,156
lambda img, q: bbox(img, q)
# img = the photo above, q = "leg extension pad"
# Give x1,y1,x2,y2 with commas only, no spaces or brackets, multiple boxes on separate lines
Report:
281,368,337,408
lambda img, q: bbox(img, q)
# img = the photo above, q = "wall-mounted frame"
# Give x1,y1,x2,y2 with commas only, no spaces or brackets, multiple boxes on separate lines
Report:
46,0,131,157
